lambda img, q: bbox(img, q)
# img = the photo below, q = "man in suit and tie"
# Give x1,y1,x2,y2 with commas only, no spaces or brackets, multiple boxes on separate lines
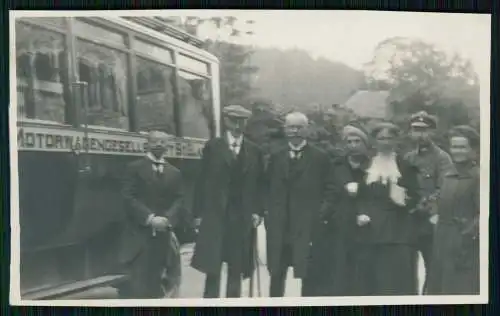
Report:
119,130,184,299
265,111,335,297
191,105,266,298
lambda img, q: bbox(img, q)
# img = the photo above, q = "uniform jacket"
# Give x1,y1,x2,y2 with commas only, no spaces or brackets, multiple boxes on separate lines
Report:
404,142,454,236
265,143,335,279
119,156,184,264
190,136,266,277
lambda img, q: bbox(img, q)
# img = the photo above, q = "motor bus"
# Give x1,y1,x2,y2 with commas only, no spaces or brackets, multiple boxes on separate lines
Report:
13,14,220,299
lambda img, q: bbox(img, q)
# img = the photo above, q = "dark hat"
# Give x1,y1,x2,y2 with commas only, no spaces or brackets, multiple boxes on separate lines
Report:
222,104,252,119
410,111,438,129
370,121,401,138
449,125,480,148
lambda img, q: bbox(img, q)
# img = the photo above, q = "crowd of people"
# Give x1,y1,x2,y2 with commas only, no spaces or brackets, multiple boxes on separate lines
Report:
119,104,480,298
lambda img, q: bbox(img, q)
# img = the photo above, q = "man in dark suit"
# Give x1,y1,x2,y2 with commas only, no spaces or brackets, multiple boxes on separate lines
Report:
119,130,184,299
265,111,334,297
190,105,265,298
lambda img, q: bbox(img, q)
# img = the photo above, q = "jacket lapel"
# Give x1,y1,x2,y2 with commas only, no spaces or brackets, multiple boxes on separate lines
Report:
219,137,235,167
290,145,312,181
280,150,290,182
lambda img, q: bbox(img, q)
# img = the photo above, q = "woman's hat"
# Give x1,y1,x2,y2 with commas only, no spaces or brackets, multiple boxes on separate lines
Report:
370,121,401,137
342,123,369,144
449,125,480,149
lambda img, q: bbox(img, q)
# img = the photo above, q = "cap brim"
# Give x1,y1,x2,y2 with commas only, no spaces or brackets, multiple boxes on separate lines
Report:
411,122,430,128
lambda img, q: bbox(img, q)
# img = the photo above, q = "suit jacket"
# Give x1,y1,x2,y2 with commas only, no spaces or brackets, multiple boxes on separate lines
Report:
119,156,184,264
265,143,335,278
190,136,266,277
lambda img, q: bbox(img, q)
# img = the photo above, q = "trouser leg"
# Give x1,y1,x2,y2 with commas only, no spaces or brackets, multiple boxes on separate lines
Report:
125,233,169,299
226,264,242,298
418,234,434,294
270,244,291,297
203,270,222,298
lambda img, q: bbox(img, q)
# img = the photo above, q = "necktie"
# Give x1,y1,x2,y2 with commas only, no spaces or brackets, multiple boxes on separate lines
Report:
291,149,302,160
153,163,162,175
231,142,239,157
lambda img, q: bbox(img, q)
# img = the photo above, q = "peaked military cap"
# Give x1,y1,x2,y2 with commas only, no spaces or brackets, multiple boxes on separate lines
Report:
222,104,252,119
410,111,438,129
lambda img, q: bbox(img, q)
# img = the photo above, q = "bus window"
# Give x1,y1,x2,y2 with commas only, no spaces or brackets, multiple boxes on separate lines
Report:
73,18,126,47
133,39,173,65
17,17,66,28
15,22,69,123
178,70,212,139
177,54,210,75
76,40,129,130
135,58,176,135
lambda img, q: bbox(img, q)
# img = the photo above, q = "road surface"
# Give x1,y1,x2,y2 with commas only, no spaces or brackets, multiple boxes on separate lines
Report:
61,228,425,299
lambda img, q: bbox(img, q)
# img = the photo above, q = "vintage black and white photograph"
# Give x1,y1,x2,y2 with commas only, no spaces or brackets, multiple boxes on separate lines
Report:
9,10,490,306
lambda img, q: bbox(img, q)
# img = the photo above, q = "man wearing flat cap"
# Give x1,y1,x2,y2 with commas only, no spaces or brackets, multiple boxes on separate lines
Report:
405,111,454,294
191,104,265,298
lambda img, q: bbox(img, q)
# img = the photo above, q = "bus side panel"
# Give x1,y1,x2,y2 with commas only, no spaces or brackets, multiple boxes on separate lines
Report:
18,150,81,291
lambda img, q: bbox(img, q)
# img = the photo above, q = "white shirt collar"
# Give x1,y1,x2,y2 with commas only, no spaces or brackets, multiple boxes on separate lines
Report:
289,140,307,151
227,131,243,146
146,152,166,165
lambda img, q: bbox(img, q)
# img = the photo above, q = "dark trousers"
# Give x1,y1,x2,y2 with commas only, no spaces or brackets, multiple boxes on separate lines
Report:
119,232,171,299
416,233,434,294
269,244,305,297
203,264,242,298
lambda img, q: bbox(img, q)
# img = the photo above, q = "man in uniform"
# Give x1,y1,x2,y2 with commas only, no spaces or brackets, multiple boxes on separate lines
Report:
191,105,265,298
119,130,184,298
265,111,335,297
404,111,454,294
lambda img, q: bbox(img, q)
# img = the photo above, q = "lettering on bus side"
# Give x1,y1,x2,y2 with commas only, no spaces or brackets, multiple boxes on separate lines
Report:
16,127,204,158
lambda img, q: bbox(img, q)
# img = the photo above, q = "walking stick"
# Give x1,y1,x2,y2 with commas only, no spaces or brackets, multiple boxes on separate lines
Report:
248,227,255,297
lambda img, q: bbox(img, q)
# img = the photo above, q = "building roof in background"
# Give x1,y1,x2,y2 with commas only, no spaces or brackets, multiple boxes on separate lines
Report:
343,90,390,119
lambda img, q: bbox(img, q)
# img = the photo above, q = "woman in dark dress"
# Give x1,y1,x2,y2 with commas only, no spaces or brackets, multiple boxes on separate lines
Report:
353,122,420,296
305,123,371,296
427,125,480,295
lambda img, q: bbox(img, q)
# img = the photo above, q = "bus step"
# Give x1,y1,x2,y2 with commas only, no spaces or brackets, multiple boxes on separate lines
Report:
22,274,129,300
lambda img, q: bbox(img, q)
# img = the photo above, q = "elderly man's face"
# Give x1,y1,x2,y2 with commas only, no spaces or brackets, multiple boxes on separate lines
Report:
148,132,166,158
224,116,248,137
284,116,308,142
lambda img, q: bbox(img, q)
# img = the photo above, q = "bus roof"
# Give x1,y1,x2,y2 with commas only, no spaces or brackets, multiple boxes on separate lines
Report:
102,16,220,64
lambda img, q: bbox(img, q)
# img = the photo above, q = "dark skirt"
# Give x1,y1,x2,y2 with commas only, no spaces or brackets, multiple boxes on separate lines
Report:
427,226,479,295
353,243,418,296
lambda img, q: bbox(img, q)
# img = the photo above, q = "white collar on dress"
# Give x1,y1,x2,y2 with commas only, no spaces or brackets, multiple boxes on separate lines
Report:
365,152,401,185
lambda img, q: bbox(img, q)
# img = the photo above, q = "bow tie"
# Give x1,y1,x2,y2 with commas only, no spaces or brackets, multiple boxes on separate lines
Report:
152,162,164,174
290,149,303,159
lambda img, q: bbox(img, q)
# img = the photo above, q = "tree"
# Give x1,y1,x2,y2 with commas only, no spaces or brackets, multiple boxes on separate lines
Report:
364,37,480,132
164,16,258,108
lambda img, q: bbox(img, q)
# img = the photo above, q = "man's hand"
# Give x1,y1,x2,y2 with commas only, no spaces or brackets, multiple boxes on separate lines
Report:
252,214,262,228
429,214,439,225
193,217,202,227
356,214,371,227
151,216,170,231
